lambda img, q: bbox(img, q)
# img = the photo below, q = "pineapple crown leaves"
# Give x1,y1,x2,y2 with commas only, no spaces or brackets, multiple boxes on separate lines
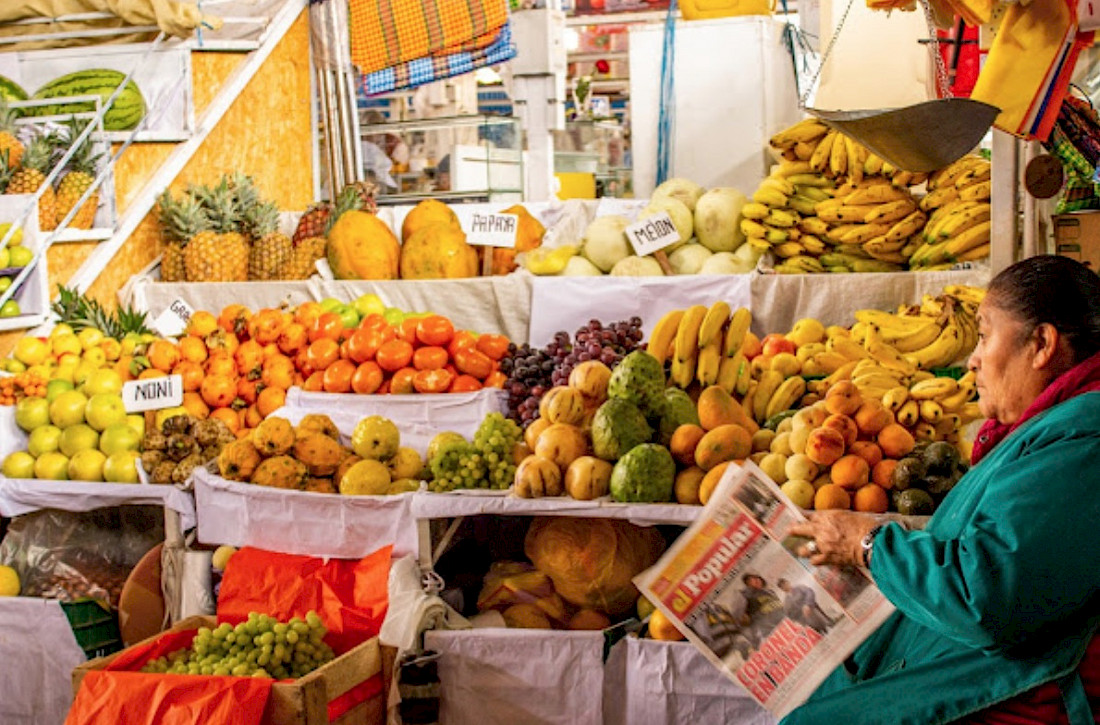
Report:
242,199,280,239
157,189,209,246
60,115,104,176
326,185,365,234
19,130,57,173
0,149,13,193
50,284,152,337
0,99,20,133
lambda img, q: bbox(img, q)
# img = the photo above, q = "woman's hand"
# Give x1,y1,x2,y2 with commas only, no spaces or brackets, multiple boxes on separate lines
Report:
788,511,881,568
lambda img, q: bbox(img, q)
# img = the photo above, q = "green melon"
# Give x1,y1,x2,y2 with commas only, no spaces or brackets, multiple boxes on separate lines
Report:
30,69,145,131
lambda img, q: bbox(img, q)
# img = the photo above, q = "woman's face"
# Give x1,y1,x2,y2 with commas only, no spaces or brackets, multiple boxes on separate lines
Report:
968,301,1044,425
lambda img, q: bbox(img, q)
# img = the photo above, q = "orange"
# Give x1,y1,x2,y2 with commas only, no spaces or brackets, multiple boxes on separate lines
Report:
187,310,219,338
871,458,898,489
853,483,889,514
178,335,208,364
830,454,870,490
814,483,851,510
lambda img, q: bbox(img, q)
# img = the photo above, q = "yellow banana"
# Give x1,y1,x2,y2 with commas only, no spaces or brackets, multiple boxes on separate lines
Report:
799,216,831,237
841,223,891,245
942,221,991,259
735,353,754,396
885,210,928,242
741,381,759,422
864,152,885,176
765,208,800,228
829,130,849,177
844,183,908,206
919,399,944,423
765,376,807,420
753,370,785,423
897,399,920,426
954,164,991,190
864,244,909,264
698,301,732,350
674,305,707,365
773,241,806,258
773,160,814,177
919,185,960,211
909,375,959,400
696,339,722,386
787,173,836,188
957,243,990,262
866,339,918,376
924,200,980,241
913,421,938,442
788,195,819,216
794,141,817,160
827,335,872,361
769,118,829,148
903,322,964,370
943,284,987,307
846,136,865,184
796,342,826,363
959,179,991,202
826,204,883,224
822,358,861,389
891,319,947,354
783,255,826,273
882,386,910,412
761,177,796,196
800,235,827,255
741,218,768,239
853,372,908,391
747,236,773,253
958,401,983,424
809,351,852,375
935,202,991,240
670,350,697,389
753,187,789,207
717,352,745,393
723,307,753,358
795,184,833,202
865,198,918,225
935,414,961,437
741,202,771,220
646,308,685,366
927,155,985,190
810,130,837,173
938,381,975,411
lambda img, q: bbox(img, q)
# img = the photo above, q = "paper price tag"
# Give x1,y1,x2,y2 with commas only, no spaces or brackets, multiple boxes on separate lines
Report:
625,212,680,256
455,210,519,248
123,374,184,413
151,298,195,338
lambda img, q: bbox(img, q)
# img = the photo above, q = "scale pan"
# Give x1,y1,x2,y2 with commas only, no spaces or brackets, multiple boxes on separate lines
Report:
806,98,1000,173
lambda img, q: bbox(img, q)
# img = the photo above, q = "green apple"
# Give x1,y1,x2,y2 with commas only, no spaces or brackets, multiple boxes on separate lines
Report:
82,369,123,397
45,378,75,402
0,300,20,318
0,247,9,268
382,307,405,326
68,449,107,482
49,390,88,428
2,451,36,479
0,277,10,294
7,246,32,267
59,424,99,457
125,414,145,439
27,424,63,457
85,393,127,432
33,451,69,480
103,450,141,483
319,297,343,312
354,293,386,319
336,305,360,329
99,422,141,455
14,396,50,432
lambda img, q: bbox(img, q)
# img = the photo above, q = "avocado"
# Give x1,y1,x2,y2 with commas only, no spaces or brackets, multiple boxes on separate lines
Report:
893,488,935,516
891,456,926,492
922,441,960,475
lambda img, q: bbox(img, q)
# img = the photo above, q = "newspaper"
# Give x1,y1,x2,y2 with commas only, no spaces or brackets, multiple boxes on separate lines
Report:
635,461,896,720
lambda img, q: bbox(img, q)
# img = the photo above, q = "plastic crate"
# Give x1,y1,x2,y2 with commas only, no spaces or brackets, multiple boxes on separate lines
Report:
61,599,123,660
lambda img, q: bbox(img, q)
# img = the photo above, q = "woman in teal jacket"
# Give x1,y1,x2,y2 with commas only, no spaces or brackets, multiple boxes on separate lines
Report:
785,255,1100,725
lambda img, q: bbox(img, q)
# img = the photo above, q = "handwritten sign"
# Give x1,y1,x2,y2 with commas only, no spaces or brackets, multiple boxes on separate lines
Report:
454,210,519,248
625,212,681,256
151,298,195,338
123,374,183,413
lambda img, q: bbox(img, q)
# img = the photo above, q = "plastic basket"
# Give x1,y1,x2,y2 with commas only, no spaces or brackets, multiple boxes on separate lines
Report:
61,599,124,660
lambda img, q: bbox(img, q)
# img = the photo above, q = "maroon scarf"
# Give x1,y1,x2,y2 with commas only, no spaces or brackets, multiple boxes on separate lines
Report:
971,350,1100,465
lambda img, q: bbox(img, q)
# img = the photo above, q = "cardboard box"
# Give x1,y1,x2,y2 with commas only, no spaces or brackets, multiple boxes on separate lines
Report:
1053,212,1100,272
72,615,391,725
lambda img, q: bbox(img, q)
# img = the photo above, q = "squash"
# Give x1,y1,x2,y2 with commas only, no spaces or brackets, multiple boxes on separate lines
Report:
327,211,400,280
398,222,479,279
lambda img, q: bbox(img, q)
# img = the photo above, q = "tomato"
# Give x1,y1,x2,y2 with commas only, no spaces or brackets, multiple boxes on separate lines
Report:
475,334,510,361
359,313,388,332
322,359,356,393
351,361,384,394
454,347,494,380
398,317,420,344
484,370,508,389
376,339,414,372
306,337,340,371
309,312,345,343
277,322,308,354
449,374,482,393
303,371,325,392
377,379,391,395
389,367,417,394
346,328,383,364
447,329,477,358
416,315,455,347
412,345,448,371
294,301,324,329
414,368,455,394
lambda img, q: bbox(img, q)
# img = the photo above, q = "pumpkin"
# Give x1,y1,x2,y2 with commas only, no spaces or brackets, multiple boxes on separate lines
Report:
327,211,400,280
402,199,460,242
487,204,546,275
399,222,479,279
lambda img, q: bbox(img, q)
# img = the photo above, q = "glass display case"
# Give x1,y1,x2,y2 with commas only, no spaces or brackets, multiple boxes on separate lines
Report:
552,120,632,197
359,114,524,204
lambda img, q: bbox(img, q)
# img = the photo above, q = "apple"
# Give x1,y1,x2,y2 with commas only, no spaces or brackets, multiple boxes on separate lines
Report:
85,393,127,432
2,451,36,479
7,245,32,267
15,396,50,432
354,293,386,319
382,307,405,326
49,390,88,428
99,422,141,455
0,277,10,293
0,247,9,267
125,414,145,439
103,451,140,483
34,451,70,480
69,449,107,482
0,300,20,317
336,305,360,329
27,424,63,457
761,333,797,357
59,424,99,457
50,334,82,358
46,378,75,402
319,297,343,312
50,323,75,338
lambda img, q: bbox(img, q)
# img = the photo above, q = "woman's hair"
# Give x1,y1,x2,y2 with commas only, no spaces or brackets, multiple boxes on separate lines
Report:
986,255,1100,362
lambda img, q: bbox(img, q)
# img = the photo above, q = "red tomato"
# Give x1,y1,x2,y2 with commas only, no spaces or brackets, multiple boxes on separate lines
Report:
449,374,482,393
351,361,384,394
346,328,383,364
475,334,510,361
359,313,387,332
309,312,344,343
389,367,417,394
413,346,449,371
454,347,493,380
416,315,455,347
484,370,508,388
322,359,356,393
413,368,456,394
376,339,414,372
306,337,340,371
303,371,325,392
447,330,478,359
377,378,391,395
398,318,420,344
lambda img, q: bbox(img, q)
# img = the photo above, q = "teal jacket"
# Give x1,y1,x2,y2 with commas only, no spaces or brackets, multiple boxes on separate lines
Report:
781,392,1100,725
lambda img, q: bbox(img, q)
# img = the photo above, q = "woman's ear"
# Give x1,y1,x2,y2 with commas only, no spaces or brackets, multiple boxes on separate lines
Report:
1031,322,1063,370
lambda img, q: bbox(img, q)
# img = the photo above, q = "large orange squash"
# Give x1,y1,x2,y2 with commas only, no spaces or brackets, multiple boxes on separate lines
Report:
487,204,546,275
401,199,461,242
327,210,400,280
399,222,479,279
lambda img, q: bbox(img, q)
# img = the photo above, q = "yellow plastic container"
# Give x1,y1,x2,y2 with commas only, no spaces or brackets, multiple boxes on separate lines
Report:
680,0,774,20
555,172,597,200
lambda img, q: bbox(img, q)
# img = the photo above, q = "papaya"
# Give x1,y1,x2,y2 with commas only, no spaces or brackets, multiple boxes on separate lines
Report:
487,204,545,275
398,222,479,279
327,211,400,280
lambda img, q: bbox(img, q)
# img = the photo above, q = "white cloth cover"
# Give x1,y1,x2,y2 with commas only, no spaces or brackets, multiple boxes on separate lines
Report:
0,597,87,725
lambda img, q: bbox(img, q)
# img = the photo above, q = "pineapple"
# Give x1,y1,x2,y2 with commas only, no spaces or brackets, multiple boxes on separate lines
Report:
0,99,24,170
278,185,361,280
156,189,207,283
246,199,292,280
8,131,58,231
54,117,103,230
51,285,152,339
184,178,249,282
346,179,379,214
292,200,331,245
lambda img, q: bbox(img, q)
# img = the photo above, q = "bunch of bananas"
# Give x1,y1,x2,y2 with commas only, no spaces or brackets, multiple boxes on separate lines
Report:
647,302,754,389
740,163,836,274
813,178,928,270
910,155,992,270
883,370,982,444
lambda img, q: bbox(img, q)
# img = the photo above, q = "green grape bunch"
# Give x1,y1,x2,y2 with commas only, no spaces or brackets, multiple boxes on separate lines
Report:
140,610,335,680
428,413,523,492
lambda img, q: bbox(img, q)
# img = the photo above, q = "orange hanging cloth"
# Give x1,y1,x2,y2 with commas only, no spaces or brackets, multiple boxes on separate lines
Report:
348,0,510,75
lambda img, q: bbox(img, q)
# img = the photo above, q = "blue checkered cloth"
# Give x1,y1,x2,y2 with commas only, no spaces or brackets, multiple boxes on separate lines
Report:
362,21,515,96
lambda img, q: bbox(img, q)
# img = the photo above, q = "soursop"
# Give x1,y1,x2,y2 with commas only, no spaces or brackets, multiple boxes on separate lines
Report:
607,350,666,415
610,444,676,503
658,388,700,446
591,398,653,461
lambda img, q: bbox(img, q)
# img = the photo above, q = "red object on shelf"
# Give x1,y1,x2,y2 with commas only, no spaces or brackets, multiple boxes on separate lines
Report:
937,22,982,98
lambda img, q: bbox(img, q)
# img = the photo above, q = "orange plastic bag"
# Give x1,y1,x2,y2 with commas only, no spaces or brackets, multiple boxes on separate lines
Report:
65,628,272,725
217,545,392,655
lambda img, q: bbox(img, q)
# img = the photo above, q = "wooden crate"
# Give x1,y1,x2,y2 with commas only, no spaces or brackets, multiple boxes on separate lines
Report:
72,615,390,725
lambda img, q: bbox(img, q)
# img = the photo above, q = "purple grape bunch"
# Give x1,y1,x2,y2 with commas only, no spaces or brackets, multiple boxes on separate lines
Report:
500,317,646,426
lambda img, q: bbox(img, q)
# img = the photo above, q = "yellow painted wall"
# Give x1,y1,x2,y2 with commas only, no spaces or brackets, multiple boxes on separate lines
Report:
0,9,314,356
